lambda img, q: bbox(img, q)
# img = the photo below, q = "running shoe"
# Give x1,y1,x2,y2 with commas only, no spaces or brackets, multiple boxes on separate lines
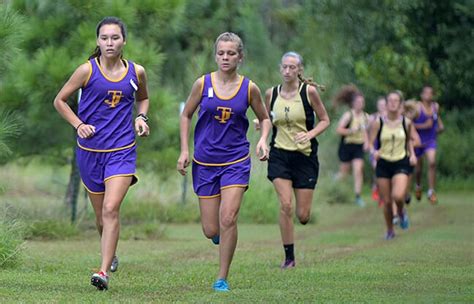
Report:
280,259,296,269
385,230,395,240
400,210,409,230
405,194,412,205
213,278,230,292
211,235,220,245
428,191,437,205
355,197,366,207
392,215,400,225
91,271,109,290
371,186,380,202
378,199,384,208
415,186,422,201
110,255,119,273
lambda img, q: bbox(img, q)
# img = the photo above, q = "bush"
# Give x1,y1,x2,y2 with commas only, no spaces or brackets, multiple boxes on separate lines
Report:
0,217,25,268
25,219,78,240
121,200,200,224
317,174,354,205
120,221,167,240
436,109,474,179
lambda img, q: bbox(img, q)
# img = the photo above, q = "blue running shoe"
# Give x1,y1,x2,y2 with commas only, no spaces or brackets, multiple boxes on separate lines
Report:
400,210,409,230
385,230,395,240
211,235,220,245
213,278,230,292
355,197,366,207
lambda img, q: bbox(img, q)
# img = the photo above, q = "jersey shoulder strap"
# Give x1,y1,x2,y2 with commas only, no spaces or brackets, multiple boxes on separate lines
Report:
270,85,280,111
376,116,383,146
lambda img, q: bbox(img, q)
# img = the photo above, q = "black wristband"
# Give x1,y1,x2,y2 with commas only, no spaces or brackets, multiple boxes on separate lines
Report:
136,113,149,122
76,122,84,130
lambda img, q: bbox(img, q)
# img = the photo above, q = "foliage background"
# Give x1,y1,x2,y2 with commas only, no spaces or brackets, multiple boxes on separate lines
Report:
0,0,473,219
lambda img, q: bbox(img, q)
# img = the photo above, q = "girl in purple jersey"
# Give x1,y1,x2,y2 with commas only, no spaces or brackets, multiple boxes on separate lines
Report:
177,32,271,292
413,85,444,204
54,17,150,290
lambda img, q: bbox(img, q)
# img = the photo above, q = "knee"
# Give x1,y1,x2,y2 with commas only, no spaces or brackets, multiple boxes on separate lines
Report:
297,210,310,225
102,203,119,220
280,201,293,217
392,194,405,204
428,161,436,169
202,225,219,239
220,212,238,230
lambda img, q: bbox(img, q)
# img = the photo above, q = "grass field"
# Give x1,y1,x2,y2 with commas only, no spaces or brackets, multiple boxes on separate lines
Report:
0,191,473,303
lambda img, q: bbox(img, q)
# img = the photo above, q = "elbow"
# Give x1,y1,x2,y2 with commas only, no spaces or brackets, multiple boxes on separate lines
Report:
325,118,331,128
53,98,62,111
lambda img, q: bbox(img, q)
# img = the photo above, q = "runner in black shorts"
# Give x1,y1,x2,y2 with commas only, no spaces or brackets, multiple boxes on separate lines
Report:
369,91,417,240
335,85,370,206
264,52,329,269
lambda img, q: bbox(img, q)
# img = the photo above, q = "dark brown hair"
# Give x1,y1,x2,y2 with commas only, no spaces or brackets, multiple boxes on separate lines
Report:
333,84,362,106
89,17,127,60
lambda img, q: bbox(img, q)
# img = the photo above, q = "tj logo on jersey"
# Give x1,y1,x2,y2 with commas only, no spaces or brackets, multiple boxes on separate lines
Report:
214,106,233,123
104,90,123,108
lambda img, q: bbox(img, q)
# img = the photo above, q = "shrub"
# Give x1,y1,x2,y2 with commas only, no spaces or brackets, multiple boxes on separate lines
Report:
0,217,25,268
25,219,78,240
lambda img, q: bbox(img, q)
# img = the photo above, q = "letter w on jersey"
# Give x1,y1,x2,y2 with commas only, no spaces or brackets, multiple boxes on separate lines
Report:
104,90,123,108
215,107,233,123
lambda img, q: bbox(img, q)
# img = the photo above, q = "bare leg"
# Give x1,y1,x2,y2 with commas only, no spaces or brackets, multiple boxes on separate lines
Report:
272,178,294,245
378,178,392,232
425,149,437,191
294,188,314,225
88,192,104,236
199,197,220,238
99,176,132,274
391,174,409,213
415,155,424,187
217,187,245,280
337,162,351,180
352,159,364,196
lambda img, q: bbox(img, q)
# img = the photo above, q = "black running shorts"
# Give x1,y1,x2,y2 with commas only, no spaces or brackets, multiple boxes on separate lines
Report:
267,147,319,189
338,142,364,162
376,157,413,179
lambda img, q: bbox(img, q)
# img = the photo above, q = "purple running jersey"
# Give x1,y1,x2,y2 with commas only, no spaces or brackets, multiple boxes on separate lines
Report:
414,103,438,156
77,58,139,151
193,73,251,165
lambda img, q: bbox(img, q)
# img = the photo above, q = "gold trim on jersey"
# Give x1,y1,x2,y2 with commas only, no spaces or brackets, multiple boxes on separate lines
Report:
104,173,137,182
192,153,250,167
221,184,248,190
83,61,93,87
82,182,105,195
94,57,129,82
199,75,205,96
77,141,136,152
210,72,244,100
248,80,252,105
133,62,140,84
198,193,221,199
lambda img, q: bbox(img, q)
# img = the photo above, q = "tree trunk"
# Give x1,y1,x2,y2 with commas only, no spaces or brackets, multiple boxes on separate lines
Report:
65,146,80,223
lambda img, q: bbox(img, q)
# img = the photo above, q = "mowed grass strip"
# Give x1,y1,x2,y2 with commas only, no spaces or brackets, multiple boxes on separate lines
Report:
0,192,472,303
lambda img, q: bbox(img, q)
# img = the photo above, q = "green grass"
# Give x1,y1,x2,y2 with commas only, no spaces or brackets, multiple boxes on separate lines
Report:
0,192,472,303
